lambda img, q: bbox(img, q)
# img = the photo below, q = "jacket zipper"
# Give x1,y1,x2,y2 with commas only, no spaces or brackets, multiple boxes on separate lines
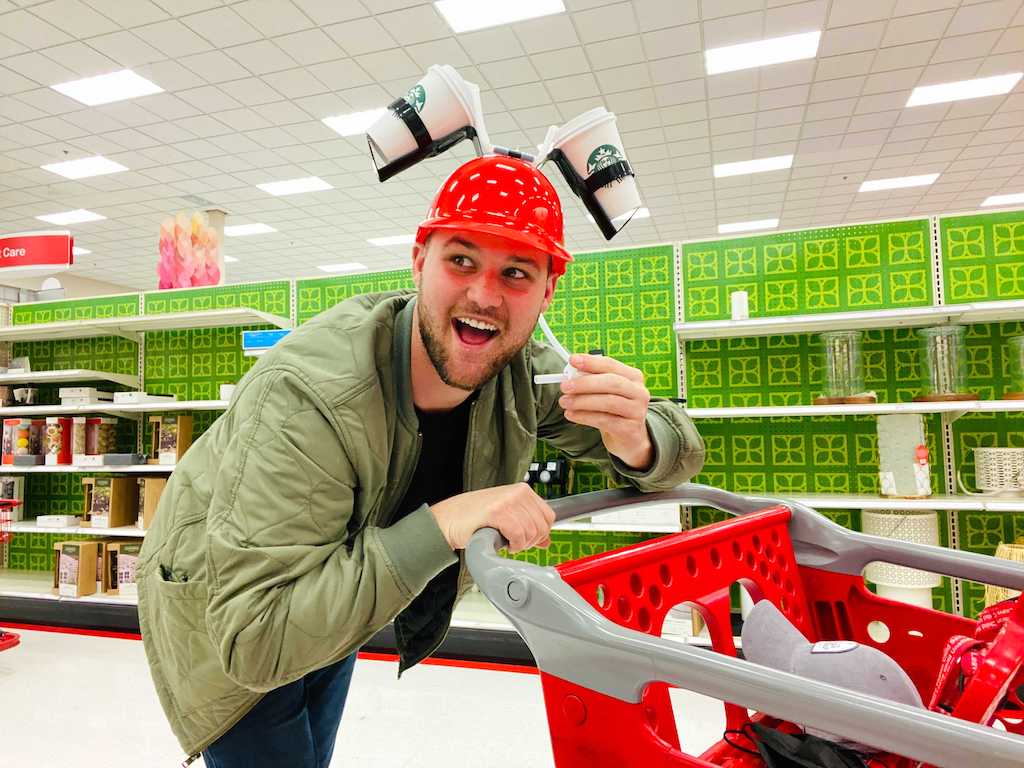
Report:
378,429,423,529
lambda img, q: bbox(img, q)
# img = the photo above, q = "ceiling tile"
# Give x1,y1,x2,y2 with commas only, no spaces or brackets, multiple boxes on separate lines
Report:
650,54,703,86
290,0,370,26
643,24,702,59
759,84,811,111
702,11,764,49
306,59,374,91
574,1,639,44
495,81,551,110
585,35,645,70
828,0,895,26
450,27,527,66
325,17,400,56
709,92,758,119
41,41,119,79
881,10,955,47
254,99,313,126
992,25,1024,55
352,48,420,82
136,59,206,91
513,13,580,54
605,87,657,113
182,7,265,48
810,75,865,102
86,30,164,67
4,51,77,87
706,69,759,99
376,5,450,45
816,51,874,80
81,0,169,27
0,65,38,95
654,78,705,107
701,0,761,20
595,63,652,94
874,40,936,71
919,59,984,86
479,57,540,89
402,37,469,70
764,0,828,37
262,67,331,98
272,28,346,66
757,105,806,127
134,19,215,58
947,0,1021,36
225,40,299,75
863,66,922,95
634,0,698,31
177,85,243,113
16,2,109,40
529,47,591,79
233,0,314,36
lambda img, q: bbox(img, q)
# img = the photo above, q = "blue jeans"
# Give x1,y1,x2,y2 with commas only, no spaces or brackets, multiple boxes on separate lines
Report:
202,653,359,768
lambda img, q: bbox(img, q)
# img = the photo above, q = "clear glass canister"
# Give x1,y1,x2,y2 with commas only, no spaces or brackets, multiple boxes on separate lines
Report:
819,330,864,398
917,325,969,398
97,418,117,454
1008,335,1024,398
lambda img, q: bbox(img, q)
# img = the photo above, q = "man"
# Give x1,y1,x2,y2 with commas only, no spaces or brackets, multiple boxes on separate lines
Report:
137,155,704,767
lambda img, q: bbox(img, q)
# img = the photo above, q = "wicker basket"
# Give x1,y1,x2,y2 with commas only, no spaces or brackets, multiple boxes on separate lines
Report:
985,541,1024,607
974,447,1024,495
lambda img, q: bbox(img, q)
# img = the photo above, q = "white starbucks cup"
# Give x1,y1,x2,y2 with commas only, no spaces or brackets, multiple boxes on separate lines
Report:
551,107,641,224
366,64,476,165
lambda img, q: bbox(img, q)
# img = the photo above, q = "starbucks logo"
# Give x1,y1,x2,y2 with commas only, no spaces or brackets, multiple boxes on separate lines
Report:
587,144,623,175
406,84,426,113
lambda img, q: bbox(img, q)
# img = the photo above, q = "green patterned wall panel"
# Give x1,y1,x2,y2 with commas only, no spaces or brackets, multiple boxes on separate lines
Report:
142,282,290,316
296,270,415,324
957,511,1024,618
940,210,1024,304
11,293,139,324
681,219,932,321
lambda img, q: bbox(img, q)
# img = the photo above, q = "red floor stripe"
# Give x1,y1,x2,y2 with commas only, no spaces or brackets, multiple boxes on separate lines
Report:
0,622,141,641
0,622,538,674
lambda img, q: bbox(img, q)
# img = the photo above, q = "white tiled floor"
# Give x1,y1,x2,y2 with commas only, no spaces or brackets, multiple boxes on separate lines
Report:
0,626,726,767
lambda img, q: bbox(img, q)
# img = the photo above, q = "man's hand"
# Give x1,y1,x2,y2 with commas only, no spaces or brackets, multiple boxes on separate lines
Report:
430,483,555,553
559,353,653,470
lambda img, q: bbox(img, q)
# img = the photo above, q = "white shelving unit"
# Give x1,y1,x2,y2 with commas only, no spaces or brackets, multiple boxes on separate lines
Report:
0,369,139,389
0,570,137,606
0,464,173,474
686,399,1024,419
786,493,1024,512
0,399,228,417
9,521,145,537
0,307,291,344
553,520,681,533
675,299,1024,340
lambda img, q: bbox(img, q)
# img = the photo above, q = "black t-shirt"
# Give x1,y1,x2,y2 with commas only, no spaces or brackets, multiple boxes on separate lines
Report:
391,393,476,657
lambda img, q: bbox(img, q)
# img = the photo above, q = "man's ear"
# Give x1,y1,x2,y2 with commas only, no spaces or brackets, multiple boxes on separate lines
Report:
539,272,558,313
411,241,426,288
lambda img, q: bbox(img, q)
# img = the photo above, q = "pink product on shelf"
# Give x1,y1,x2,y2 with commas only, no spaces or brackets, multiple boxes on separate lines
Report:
85,417,101,455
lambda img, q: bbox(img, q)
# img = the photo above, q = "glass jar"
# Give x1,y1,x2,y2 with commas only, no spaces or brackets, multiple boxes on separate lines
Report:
97,418,117,454
819,330,864,399
72,417,86,456
1008,335,1024,398
917,325,971,399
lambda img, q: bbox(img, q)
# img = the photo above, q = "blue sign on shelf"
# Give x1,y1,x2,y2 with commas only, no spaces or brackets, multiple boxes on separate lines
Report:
242,329,290,356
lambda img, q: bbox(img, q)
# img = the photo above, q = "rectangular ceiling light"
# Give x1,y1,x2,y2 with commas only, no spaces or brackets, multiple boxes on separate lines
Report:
51,69,163,106
859,173,939,192
42,155,128,180
224,255,239,263
323,109,388,137
982,192,1024,207
72,246,90,256
368,234,415,246
317,262,369,274
906,73,1023,107
714,155,794,178
435,0,565,33
225,223,277,237
257,177,333,196
718,218,779,234
35,209,106,225
705,31,820,75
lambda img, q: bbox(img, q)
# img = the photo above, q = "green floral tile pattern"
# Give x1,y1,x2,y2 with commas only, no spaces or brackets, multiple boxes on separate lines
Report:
681,220,932,321
11,294,139,325
296,270,415,324
941,210,1024,304
142,282,290,317
957,512,1024,618
509,530,659,567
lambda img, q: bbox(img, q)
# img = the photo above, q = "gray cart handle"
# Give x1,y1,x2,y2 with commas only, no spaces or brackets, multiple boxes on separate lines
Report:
465,484,1024,768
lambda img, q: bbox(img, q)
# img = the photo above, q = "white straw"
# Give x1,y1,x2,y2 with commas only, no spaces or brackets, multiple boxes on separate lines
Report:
533,373,567,385
537,314,571,363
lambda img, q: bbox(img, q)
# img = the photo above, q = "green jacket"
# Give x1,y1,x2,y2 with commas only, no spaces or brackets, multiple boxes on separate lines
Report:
137,291,705,756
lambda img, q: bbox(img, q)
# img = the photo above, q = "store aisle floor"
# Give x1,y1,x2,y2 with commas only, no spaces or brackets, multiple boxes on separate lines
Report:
1,626,725,766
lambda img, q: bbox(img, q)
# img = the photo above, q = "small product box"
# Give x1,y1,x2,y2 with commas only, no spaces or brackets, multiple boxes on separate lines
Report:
82,476,139,529
53,541,99,598
71,417,88,464
44,416,73,465
1,418,18,464
113,392,177,405
36,514,78,528
150,415,193,465
0,476,25,520
58,387,113,404
137,477,167,530
106,540,143,597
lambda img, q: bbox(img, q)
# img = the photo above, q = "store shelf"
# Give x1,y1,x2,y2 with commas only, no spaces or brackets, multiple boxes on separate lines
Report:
0,369,139,388
0,464,173,474
786,493,1024,512
675,299,1024,340
553,520,682,533
9,521,145,537
686,399,1024,419
0,570,136,606
0,307,292,344
0,399,228,417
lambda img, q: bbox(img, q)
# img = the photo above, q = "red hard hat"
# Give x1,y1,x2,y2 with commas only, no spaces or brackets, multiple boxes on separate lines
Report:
416,155,572,275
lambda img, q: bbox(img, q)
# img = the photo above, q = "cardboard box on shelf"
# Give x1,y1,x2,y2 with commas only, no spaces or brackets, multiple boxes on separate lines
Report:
53,540,99,598
82,477,138,529
105,540,143,597
149,415,192,465
137,477,166,530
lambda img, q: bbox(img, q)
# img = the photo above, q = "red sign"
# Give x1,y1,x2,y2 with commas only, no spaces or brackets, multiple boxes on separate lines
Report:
0,231,73,273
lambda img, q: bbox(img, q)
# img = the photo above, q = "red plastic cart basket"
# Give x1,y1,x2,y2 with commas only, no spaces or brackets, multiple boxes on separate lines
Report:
466,485,1024,768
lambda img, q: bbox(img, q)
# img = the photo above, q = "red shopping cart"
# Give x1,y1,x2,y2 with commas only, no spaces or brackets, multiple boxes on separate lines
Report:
466,485,1024,768
0,498,22,654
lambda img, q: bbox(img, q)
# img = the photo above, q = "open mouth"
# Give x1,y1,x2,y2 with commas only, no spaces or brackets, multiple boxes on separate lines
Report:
452,316,499,346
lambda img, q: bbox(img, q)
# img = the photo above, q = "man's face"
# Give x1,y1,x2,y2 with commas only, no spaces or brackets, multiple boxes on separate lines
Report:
412,230,557,392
